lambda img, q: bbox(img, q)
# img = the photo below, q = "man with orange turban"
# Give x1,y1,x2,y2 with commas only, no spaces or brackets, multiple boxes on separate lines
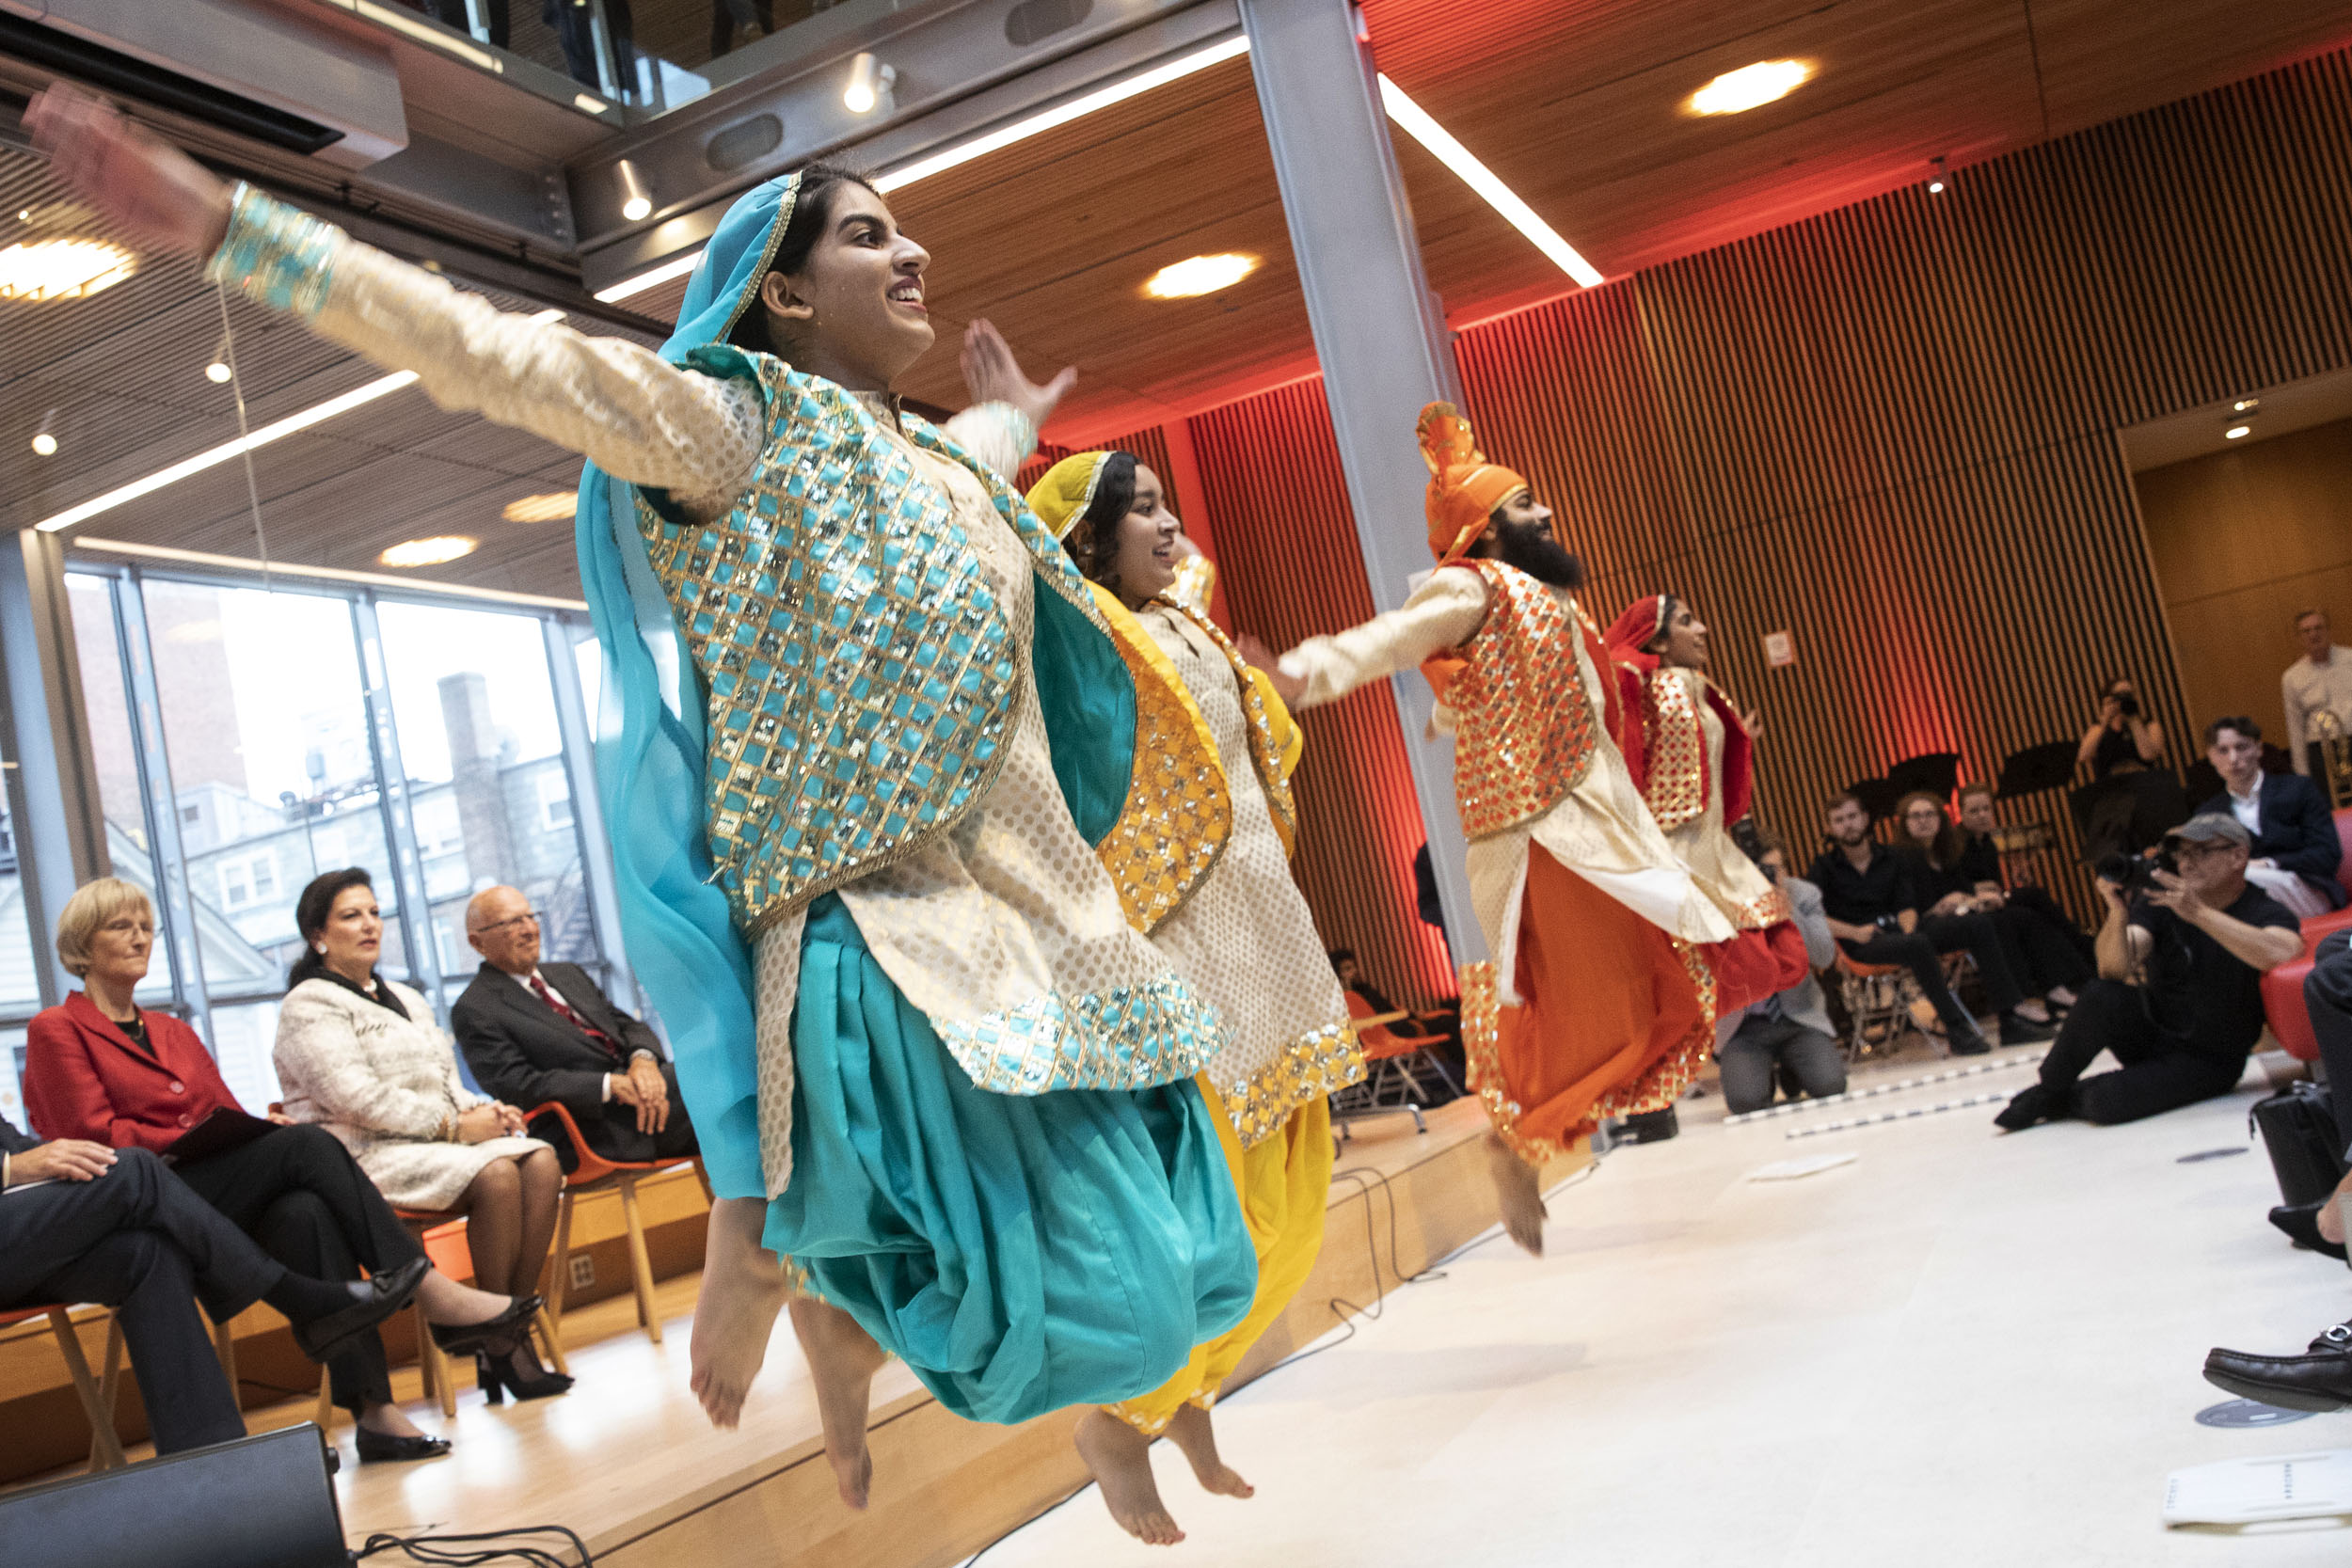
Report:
1266,404,1730,1253
1602,594,1809,1018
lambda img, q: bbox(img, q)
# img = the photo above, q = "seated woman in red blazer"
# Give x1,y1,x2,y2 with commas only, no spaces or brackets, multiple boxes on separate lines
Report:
24,878,542,1464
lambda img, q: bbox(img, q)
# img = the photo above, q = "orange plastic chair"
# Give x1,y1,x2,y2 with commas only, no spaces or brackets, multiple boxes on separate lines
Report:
1331,991,1451,1136
523,1100,709,1353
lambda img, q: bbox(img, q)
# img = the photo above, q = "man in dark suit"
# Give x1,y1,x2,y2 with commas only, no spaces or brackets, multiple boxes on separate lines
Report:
2200,716,2347,920
451,886,697,1168
1,1117,416,1453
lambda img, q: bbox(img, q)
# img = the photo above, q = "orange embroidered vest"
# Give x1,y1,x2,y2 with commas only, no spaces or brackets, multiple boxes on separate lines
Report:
1436,560,1602,841
1641,667,1711,832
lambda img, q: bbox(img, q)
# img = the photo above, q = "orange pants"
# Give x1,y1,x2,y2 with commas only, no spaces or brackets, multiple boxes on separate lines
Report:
1464,845,1715,1164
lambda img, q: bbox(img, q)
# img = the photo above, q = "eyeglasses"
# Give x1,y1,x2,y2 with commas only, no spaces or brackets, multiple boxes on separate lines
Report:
473,911,542,937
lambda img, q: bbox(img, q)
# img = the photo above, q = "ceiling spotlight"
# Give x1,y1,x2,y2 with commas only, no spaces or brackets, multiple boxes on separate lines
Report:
2233,397,2260,412
615,158,653,223
1689,59,1812,117
205,329,234,384
0,237,137,301
1143,252,1261,299
1927,155,1948,195
2224,423,2252,440
379,535,478,568
30,408,58,457
844,52,896,115
501,492,577,523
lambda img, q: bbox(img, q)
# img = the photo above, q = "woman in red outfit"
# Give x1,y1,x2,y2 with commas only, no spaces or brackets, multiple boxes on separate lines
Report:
1602,594,1807,1018
24,879,537,1463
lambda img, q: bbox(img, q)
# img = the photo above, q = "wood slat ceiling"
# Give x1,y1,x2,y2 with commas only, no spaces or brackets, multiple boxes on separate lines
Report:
7,0,2349,601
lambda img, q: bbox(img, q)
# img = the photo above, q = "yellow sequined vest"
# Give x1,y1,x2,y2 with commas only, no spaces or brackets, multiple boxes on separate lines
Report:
1443,560,1600,841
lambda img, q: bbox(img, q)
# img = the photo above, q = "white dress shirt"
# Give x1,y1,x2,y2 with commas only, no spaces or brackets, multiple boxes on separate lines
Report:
2281,645,2352,775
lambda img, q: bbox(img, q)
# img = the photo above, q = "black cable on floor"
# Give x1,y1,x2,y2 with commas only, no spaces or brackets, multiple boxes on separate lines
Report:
352,1525,595,1567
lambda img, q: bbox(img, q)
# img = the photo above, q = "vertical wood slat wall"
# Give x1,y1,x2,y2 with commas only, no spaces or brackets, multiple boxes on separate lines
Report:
1149,46,2352,958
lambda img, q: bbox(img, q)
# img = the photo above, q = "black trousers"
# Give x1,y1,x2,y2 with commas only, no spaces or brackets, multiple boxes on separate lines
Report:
174,1125,421,1412
0,1148,283,1452
2307,929,2352,1155
1915,911,2030,1013
535,1062,700,1171
1839,931,1978,1033
1717,1012,1847,1116
1985,902,2092,995
2035,979,2245,1124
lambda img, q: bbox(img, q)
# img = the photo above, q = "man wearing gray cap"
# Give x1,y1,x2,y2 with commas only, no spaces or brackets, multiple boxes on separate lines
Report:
1995,814,2304,1130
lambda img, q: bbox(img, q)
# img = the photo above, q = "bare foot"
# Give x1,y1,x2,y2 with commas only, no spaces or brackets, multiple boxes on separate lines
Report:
690,1196,790,1429
1486,1132,1547,1256
1075,1408,1184,1545
789,1294,887,1509
1166,1402,1253,1498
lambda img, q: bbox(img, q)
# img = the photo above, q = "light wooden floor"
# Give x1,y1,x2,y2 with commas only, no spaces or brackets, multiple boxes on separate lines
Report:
965,1044,2352,1566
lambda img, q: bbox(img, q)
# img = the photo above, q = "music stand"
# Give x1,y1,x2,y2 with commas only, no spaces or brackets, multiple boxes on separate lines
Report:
1884,752,1962,801
1995,741,2078,801
1848,776,1902,821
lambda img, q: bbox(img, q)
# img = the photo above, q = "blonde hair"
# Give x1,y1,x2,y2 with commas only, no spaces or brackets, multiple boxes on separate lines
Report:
55,877,153,979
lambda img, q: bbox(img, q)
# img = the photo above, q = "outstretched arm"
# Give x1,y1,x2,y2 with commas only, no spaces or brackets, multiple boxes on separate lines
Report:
29,84,760,506
1276,568,1489,709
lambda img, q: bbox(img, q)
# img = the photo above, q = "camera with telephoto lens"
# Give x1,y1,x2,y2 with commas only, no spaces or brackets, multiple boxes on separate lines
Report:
2113,692,2140,718
2096,847,2175,895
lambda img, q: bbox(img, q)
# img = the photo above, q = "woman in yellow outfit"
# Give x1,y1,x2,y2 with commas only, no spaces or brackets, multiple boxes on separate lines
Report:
1029,451,1363,1545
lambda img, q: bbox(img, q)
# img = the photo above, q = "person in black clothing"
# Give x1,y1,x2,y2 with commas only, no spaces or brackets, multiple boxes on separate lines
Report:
2076,675,2167,778
2271,930,2352,1258
1995,814,2303,1130
2199,716,2347,920
1327,947,1464,1086
452,885,698,1169
0,1116,423,1455
1899,789,2090,1012
1808,793,2056,1054
1956,784,2092,966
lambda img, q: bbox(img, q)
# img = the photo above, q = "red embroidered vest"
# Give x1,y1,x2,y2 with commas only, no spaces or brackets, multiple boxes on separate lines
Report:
1433,560,1602,841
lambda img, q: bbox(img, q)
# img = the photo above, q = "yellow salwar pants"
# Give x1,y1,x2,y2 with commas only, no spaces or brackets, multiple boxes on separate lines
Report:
1107,1081,1335,1433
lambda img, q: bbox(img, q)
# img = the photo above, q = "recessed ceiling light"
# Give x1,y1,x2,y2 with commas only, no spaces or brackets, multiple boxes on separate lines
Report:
2233,397,2260,412
2224,424,2252,440
1689,59,1813,117
205,360,233,384
1143,253,1261,300
501,492,576,523
31,432,57,456
0,237,137,301
380,535,478,567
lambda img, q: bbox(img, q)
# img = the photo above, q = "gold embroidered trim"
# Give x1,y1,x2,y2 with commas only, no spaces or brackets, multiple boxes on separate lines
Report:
1220,1020,1364,1148
1730,885,1792,930
1447,562,1599,842
1155,595,1299,856
1645,668,1708,832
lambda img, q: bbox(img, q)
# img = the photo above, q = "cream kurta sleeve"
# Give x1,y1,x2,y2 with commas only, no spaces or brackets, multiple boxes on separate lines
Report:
1277,566,1489,709
206,185,764,511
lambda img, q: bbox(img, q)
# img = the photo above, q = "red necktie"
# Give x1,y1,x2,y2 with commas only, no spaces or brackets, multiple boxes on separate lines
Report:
530,974,621,1062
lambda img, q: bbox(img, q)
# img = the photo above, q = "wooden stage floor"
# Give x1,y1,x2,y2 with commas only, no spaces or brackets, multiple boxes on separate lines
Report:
209,1098,1562,1567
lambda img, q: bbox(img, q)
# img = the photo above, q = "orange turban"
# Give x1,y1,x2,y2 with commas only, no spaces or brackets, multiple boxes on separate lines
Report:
1419,402,1530,563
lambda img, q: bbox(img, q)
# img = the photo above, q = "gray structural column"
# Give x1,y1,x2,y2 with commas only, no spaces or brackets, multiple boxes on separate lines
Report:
1235,0,1484,965
0,530,110,1006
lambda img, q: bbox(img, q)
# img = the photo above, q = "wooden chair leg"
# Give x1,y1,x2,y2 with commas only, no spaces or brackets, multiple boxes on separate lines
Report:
88,1316,127,1469
51,1308,127,1473
546,1188,576,1333
691,1158,713,1204
619,1173,660,1342
536,1305,569,1377
419,1307,456,1418
314,1368,335,1432
213,1314,239,1392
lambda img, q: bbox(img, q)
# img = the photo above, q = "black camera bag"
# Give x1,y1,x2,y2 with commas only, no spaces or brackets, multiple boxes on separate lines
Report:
2249,1081,2348,1206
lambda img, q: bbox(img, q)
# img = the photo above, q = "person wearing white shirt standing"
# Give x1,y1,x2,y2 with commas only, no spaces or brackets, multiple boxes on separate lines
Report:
2282,608,2352,783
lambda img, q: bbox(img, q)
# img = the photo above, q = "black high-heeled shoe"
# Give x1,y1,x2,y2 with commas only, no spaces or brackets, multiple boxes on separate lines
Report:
428,1292,544,1356
354,1426,452,1464
475,1346,574,1404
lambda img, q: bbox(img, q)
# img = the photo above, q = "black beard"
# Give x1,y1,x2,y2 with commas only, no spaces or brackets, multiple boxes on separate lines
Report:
1491,520,1584,589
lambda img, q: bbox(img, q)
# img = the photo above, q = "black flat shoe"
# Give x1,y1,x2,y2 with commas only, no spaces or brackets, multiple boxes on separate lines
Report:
1994,1083,2053,1132
354,1426,452,1464
293,1256,430,1363
1995,1011,2057,1046
1947,1026,1994,1056
428,1292,544,1356
2267,1200,2350,1261
2203,1321,2352,1412
477,1348,575,1404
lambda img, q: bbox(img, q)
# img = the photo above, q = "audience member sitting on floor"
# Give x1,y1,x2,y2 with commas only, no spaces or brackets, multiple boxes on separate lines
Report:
1994,815,2302,1131
1715,841,1846,1116
1898,790,2089,1016
452,885,698,1169
24,878,535,1463
2271,929,2352,1259
0,1112,423,1455
274,868,572,1406
2198,716,2347,921
1808,793,2056,1055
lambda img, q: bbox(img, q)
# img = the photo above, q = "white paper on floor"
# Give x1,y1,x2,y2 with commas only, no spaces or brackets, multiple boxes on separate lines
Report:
1744,1151,1858,1181
2163,1449,2352,1525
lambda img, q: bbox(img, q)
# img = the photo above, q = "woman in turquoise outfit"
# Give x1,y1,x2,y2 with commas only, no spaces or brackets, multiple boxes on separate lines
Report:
31,87,1254,1510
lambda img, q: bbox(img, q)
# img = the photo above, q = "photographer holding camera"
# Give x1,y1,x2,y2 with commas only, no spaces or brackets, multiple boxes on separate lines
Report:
1994,815,2303,1131
2075,675,2168,778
